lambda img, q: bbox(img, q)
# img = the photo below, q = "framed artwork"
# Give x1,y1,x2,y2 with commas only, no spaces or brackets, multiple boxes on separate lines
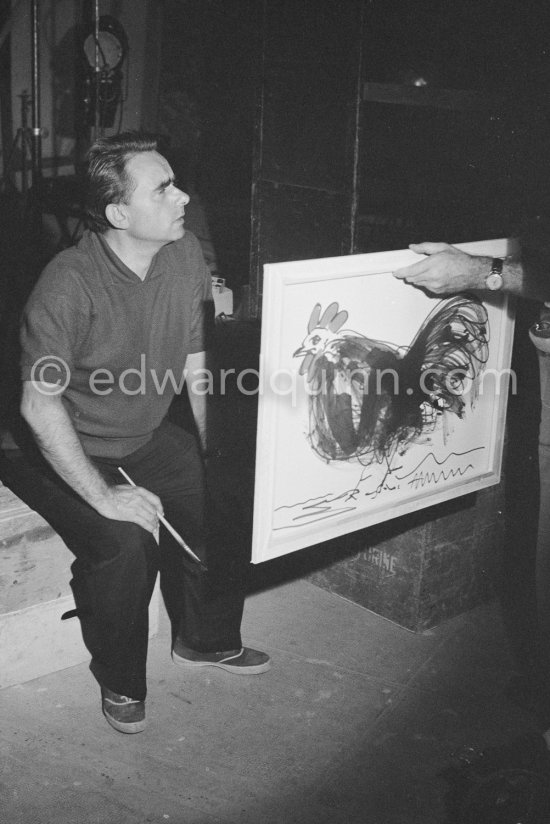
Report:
251,239,517,564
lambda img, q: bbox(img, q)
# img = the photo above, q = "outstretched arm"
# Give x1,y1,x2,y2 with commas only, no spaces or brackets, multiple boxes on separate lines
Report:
20,380,162,533
393,242,536,299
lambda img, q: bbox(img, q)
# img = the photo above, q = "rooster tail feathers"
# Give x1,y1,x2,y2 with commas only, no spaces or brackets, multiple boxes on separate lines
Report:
402,294,489,415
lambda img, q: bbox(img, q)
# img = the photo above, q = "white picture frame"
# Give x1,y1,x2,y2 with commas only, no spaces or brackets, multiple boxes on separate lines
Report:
251,239,517,564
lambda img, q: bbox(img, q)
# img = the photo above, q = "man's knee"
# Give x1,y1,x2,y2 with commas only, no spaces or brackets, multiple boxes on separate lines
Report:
85,520,158,569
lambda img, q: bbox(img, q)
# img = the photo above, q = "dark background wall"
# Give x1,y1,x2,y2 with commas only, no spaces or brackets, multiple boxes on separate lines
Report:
157,0,262,293
154,1,550,312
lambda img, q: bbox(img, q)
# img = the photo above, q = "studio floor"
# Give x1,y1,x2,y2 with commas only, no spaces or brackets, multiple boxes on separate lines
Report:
1,576,547,824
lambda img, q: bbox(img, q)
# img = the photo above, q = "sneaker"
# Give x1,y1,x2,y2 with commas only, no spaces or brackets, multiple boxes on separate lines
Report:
101,686,146,734
172,643,271,675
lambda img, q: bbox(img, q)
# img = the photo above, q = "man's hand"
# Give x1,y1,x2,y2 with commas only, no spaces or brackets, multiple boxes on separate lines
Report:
95,484,163,534
393,242,487,295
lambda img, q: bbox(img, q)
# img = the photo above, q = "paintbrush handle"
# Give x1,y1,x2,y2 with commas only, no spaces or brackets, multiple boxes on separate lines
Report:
117,466,204,567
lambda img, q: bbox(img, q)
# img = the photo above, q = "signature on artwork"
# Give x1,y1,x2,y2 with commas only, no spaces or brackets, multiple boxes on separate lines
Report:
273,448,484,530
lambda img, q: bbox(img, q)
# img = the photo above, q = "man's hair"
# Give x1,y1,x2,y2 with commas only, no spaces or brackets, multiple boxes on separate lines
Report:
85,131,158,233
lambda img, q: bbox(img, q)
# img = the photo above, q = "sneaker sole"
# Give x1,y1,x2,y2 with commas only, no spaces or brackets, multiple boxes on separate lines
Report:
102,706,146,734
172,651,271,675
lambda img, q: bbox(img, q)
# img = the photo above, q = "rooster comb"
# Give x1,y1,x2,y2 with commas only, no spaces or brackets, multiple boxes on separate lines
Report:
307,302,349,334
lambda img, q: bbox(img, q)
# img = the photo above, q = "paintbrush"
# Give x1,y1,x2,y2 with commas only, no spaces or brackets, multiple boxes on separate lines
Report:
117,466,206,569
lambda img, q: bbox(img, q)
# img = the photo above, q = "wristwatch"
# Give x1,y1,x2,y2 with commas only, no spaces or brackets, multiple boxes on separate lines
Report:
485,258,504,291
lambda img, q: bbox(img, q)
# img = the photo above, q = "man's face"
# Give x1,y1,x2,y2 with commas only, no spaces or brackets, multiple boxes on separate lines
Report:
121,151,189,247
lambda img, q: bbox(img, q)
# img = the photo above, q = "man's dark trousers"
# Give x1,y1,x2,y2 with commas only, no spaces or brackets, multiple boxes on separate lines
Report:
0,421,245,700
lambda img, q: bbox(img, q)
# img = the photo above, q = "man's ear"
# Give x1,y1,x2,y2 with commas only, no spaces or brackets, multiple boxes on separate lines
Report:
105,202,129,229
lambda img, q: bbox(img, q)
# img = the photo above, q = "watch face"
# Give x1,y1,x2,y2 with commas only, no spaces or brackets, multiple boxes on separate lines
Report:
486,272,503,291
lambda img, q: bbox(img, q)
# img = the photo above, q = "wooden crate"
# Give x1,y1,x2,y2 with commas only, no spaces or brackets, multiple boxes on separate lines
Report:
306,485,505,632
0,482,160,689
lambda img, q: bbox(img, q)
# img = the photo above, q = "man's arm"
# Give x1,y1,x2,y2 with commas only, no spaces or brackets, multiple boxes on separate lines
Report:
20,380,162,532
393,241,547,301
185,350,208,453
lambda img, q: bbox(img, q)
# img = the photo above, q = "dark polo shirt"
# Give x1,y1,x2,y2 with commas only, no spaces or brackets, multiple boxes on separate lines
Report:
20,229,212,458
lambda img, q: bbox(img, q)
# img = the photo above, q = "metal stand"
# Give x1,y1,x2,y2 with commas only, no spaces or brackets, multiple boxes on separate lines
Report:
1,2,43,218
0,0,41,201
92,0,101,140
30,0,42,191
1,91,32,199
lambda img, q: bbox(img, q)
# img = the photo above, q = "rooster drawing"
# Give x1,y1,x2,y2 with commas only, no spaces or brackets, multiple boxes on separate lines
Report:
293,295,489,463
